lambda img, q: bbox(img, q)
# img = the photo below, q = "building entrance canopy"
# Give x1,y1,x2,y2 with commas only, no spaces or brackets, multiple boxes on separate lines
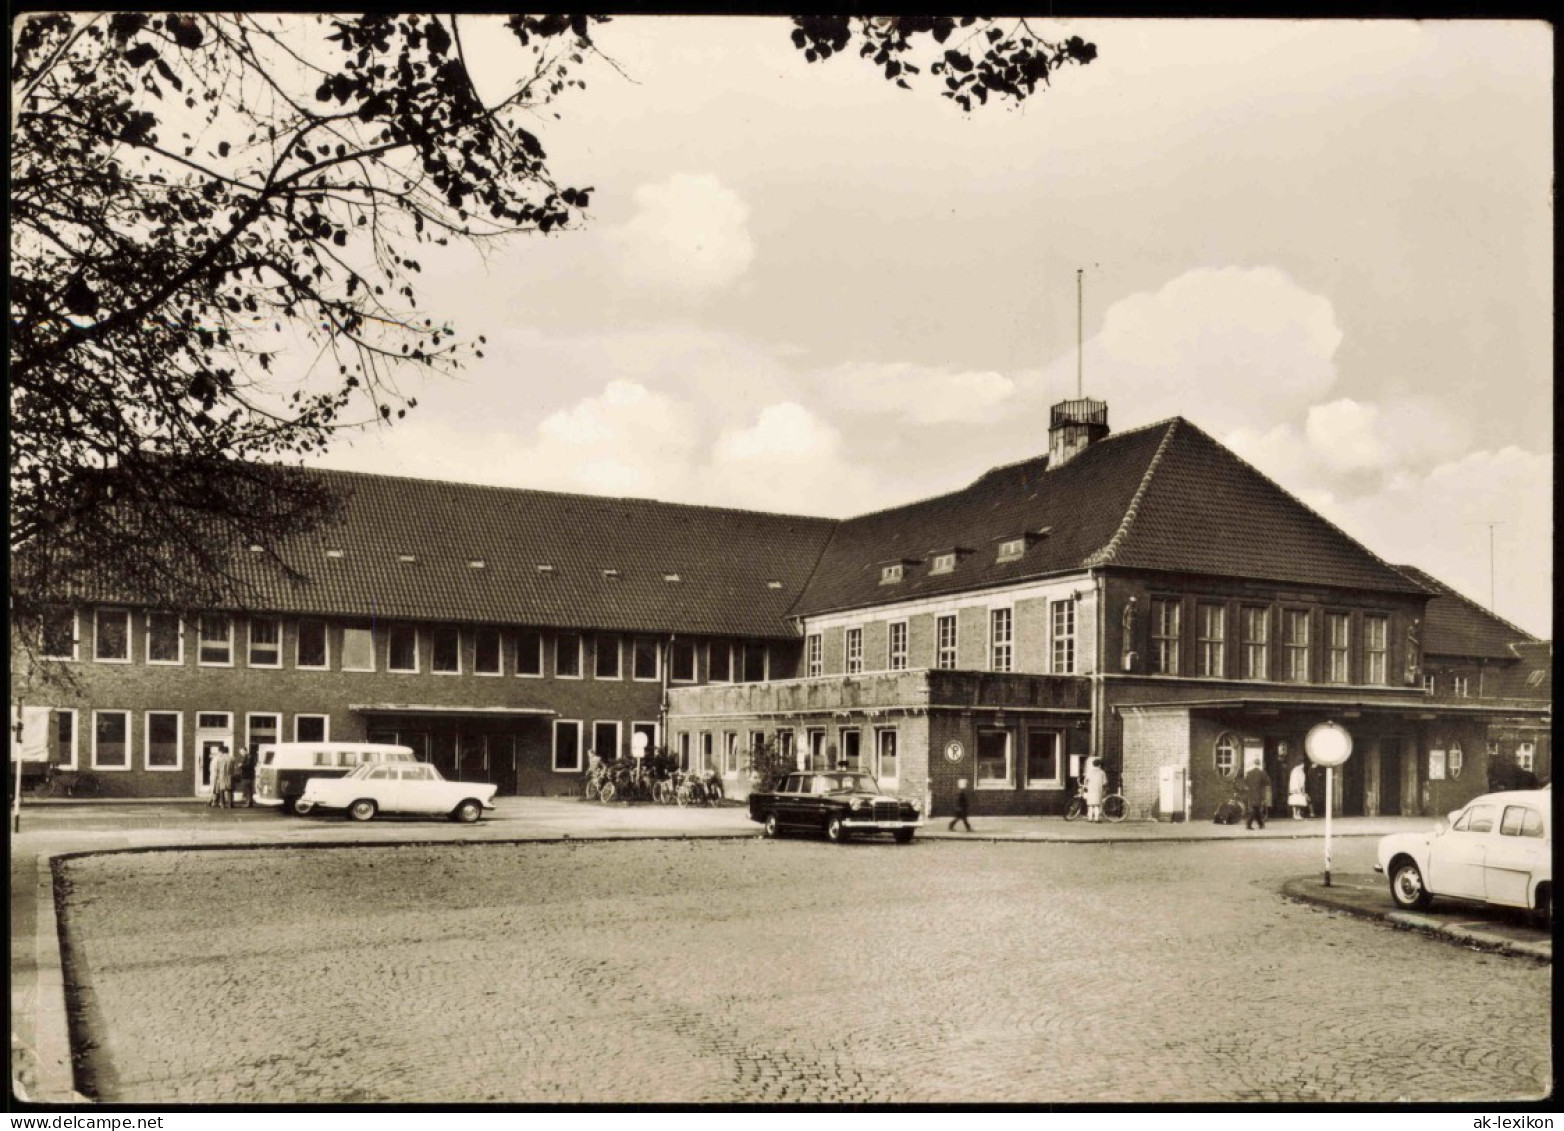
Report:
349,704,558,718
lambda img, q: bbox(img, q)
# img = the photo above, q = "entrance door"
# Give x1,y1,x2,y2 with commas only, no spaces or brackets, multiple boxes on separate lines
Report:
1399,737,1420,816
458,733,489,783
1363,739,1381,817
194,712,234,798
1380,739,1403,816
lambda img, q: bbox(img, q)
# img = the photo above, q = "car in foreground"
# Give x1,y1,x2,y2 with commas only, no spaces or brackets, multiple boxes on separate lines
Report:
748,771,922,843
1374,788,1551,925
296,760,499,823
254,742,418,813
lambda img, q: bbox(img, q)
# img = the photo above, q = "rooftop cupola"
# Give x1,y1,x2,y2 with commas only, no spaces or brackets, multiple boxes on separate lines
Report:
1049,398,1110,469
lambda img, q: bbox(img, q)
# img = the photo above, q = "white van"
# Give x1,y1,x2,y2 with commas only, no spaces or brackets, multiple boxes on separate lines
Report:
253,742,417,813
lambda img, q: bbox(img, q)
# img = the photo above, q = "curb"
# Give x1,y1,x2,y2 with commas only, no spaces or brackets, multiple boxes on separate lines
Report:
1281,877,1552,962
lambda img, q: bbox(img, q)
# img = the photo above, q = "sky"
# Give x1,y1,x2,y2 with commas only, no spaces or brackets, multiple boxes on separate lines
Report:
306,18,1554,637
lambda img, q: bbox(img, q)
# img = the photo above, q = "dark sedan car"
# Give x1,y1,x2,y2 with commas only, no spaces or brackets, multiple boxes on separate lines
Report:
749,771,923,843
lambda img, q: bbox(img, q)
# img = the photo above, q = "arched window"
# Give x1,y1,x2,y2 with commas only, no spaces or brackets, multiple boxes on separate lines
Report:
1215,734,1239,779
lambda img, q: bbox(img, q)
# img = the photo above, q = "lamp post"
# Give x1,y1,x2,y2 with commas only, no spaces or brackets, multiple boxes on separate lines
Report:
1305,721,1354,887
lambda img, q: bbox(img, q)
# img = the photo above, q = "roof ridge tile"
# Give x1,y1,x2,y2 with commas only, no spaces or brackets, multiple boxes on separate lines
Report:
1082,419,1181,567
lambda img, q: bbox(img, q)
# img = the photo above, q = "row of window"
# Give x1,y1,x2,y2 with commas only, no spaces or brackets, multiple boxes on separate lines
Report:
1210,733,1537,780
670,726,906,784
35,707,668,777
1147,600,1391,685
808,600,1080,678
30,709,325,772
37,609,768,682
664,724,1072,791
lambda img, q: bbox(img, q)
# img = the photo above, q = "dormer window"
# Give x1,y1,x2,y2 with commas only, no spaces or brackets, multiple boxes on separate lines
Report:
930,552,956,575
997,538,1027,562
880,564,904,585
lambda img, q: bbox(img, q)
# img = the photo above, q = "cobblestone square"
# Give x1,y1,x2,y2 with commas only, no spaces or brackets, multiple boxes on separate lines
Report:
59,836,1551,1104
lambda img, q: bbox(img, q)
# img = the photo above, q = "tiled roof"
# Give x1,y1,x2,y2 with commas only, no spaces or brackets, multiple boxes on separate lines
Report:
1393,564,1540,659
216,469,836,639
788,421,1173,617
790,418,1426,617
1488,640,1553,701
1088,420,1427,594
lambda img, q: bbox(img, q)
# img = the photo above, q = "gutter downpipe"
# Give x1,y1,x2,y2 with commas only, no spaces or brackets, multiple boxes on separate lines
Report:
1093,569,1106,774
661,636,673,755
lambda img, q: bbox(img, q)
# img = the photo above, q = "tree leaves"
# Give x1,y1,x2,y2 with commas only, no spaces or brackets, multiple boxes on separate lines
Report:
10,11,598,613
789,16,1096,111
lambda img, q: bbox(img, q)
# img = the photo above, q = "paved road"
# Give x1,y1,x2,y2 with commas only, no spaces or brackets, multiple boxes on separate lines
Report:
57,834,1550,1105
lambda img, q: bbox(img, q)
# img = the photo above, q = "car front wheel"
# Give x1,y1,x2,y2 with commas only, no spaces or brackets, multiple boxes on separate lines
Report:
825,815,848,844
1389,859,1432,910
763,814,780,839
452,799,483,824
348,799,378,823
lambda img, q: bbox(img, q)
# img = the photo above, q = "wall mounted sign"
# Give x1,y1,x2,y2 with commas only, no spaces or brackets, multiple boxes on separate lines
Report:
943,741,965,763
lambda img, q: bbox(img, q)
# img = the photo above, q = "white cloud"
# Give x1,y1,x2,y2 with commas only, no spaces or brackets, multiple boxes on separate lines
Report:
1320,446,1553,637
607,173,755,299
818,361,1016,425
1305,399,1388,470
707,402,882,514
1026,267,1343,437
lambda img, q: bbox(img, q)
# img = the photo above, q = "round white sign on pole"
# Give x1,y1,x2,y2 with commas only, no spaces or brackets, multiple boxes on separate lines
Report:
631,733,648,760
1305,721,1353,767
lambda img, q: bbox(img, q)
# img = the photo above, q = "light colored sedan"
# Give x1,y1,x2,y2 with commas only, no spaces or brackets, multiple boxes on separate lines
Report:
1375,788,1551,925
296,760,498,823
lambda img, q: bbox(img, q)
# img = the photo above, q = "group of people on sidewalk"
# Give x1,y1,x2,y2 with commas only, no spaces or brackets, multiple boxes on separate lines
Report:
206,743,256,809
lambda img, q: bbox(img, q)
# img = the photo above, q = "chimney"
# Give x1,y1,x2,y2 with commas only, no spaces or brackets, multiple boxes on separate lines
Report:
1049,398,1109,468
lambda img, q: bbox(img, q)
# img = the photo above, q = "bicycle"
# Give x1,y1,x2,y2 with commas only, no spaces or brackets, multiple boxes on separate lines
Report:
25,764,101,799
1063,775,1126,822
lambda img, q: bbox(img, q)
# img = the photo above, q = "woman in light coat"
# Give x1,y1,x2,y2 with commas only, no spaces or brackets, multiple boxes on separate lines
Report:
1084,756,1108,823
1288,760,1309,820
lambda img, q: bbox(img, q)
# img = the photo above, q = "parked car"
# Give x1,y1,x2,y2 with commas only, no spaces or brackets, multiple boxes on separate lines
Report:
748,771,922,843
1374,788,1551,925
296,760,499,823
254,742,418,814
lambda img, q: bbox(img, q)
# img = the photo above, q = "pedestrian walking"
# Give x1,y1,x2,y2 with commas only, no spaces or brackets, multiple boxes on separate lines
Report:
1243,761,1271,830
1084,756,1108,823
1287,760,1308,820
948,778,973,832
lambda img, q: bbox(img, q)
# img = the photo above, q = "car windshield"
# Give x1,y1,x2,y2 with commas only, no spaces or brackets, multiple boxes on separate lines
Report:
818,773,878,794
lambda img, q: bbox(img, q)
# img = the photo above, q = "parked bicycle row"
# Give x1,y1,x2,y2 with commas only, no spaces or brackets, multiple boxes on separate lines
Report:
582,753,728,807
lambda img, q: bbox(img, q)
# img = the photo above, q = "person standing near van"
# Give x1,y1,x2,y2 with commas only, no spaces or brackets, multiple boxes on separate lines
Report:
234,743,256,808
211,744,234,809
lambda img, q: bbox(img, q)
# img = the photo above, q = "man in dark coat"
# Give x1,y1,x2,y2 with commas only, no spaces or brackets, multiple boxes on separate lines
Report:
1243,763,1271,830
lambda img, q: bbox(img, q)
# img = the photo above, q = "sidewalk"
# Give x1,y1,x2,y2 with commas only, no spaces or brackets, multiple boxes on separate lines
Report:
0,800,1490,1105
1282,873,1552,963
